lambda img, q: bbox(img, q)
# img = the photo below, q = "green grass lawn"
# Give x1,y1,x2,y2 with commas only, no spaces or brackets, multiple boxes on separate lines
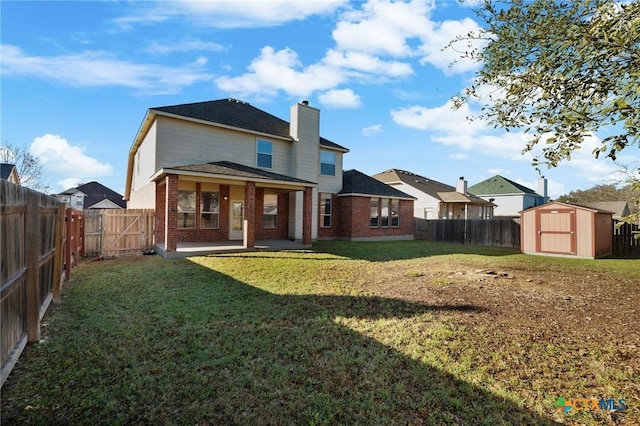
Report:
1,241,638,425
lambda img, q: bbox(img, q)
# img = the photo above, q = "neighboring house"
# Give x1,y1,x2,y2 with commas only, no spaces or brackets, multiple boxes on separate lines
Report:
468,175,548,217
0,163,20,185
56,181,126,210
373,169,493,220
579,201,630,221
124,99,414,255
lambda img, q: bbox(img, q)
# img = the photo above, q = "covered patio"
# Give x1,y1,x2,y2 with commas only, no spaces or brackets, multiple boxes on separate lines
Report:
152,161,316,258
155,239,313,258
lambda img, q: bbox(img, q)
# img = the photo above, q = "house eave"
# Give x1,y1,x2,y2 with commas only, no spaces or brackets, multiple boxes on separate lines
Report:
337,192,415,201
151,168,318,191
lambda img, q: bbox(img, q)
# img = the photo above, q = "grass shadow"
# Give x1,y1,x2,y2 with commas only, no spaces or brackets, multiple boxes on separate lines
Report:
1,256,558,425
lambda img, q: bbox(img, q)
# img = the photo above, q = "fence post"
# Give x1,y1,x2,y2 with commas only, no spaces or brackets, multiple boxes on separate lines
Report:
25,191,41,342
65,208,72,280
52,203,66,302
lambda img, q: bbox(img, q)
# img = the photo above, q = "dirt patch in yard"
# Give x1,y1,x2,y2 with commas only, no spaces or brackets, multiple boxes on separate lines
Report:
359,259,639,424
363,262,638,351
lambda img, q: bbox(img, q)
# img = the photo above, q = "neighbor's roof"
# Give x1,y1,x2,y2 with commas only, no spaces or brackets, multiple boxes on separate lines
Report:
0,163,17,180
338,169,415,199
373,168,490,204
58,182,126,209
157,161,316,187
579,201,629,219
468,175,539,196
151,99,349,152
76,181,126,209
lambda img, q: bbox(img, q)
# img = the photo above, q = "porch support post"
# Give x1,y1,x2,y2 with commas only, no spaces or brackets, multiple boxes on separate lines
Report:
165,174,178,253
244,181,256,248
303,186,312,245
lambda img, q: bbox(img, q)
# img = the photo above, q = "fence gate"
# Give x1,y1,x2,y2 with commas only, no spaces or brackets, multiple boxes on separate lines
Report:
83,209,155,257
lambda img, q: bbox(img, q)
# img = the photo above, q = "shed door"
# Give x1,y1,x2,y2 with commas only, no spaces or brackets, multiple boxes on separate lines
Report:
536,208,576,255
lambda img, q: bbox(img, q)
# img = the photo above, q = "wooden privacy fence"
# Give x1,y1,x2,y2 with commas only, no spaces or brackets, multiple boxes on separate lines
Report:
613,221,640,256
0,180,83,386
414,218,521,248
83,209,155,257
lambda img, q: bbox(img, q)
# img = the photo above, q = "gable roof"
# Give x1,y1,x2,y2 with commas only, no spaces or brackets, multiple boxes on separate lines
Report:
373,169,490,204
468,175,540,196
339,170,414,199
75,181,126,209
1,163,19,183
522,200,614,215
151,99,348,152
157,161,316,187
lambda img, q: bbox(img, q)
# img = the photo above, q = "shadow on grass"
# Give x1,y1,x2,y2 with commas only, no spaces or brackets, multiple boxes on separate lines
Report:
1,257,557,425
313,240,521,262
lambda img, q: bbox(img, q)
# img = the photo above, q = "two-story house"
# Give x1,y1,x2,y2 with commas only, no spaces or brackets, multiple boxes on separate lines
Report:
373,169,493,220
468,175,548,218
56,181,126,210
125,99,414,256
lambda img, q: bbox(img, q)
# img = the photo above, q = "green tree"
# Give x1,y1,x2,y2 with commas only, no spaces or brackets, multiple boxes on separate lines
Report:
452,0,639,227
0,142,51,193
453,0,639,167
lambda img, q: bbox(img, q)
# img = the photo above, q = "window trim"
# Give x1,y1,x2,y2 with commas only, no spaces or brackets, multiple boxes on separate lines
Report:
200,191,220,229
320,150,336,176
257,139,273,169
263,193,278,229
320,193,332,228
391,199,400,227
177,189,197,229
370,198,379,228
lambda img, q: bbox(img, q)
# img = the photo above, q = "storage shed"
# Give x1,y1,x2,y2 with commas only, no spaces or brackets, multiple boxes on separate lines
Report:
520,201,613,259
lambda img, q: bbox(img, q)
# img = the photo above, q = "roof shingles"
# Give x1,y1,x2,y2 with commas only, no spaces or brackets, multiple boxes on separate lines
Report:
152,99,348,152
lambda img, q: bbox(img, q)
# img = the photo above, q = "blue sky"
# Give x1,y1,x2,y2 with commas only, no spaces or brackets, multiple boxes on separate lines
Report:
2,0,635,198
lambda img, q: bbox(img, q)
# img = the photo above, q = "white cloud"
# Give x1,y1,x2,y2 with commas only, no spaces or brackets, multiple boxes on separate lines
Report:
29,134,113,191
144,39,225,54
449,153,468,160
332,0,434,57
215,46,345,98
418,17,484,74
487,168,507,175
362,124,383,136
318,88,361,108
212,0,481,101
115,0,347,29
1,44,213,95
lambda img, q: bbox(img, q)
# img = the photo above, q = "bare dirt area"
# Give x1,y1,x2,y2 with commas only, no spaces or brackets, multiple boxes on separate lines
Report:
361,260,640,416
364,261,638,345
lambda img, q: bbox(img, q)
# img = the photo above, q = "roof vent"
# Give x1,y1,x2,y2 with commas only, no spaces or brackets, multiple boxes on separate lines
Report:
301,100,309,106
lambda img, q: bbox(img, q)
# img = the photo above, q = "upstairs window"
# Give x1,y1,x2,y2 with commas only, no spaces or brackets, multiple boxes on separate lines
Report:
263,194,278,229
320,150,336,176
257,140,272,168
